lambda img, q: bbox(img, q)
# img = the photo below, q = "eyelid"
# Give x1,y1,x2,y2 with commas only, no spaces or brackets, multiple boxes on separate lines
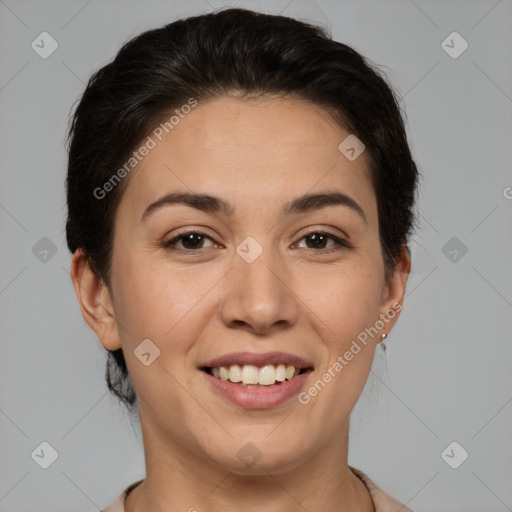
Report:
162,227,352,252
296,224,350,242
163,227,219,250
293,229,352,251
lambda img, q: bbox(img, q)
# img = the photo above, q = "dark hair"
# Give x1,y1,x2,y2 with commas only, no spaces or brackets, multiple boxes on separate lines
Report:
66,7,419,413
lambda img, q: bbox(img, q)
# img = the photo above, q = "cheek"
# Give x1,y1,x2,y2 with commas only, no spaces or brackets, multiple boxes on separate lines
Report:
111,249,174,340
110,258,206,412
304,259,384,341
300,265,381,419
111,250,219,354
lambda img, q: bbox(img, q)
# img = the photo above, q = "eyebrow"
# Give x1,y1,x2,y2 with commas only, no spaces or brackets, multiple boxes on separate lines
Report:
140,191,367,224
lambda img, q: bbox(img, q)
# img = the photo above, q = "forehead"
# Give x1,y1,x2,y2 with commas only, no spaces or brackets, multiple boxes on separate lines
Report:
116,95,376,224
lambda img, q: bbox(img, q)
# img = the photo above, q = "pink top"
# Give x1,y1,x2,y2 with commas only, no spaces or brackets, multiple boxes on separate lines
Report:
101,467,413,512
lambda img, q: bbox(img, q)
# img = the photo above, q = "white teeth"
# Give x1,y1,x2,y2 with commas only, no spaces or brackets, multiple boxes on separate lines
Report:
275,364,287,382
209,363,305,385
258,365,276,386
241,365,259,385
229,364,242,383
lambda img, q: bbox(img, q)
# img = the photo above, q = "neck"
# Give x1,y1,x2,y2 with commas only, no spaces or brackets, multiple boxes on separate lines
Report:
125,413,374,512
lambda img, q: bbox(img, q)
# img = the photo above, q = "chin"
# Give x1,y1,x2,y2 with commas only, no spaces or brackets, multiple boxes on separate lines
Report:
203,431,313,476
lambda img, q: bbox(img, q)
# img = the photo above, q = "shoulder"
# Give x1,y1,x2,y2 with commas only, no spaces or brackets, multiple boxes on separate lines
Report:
350,466,414,512
101,479,144,512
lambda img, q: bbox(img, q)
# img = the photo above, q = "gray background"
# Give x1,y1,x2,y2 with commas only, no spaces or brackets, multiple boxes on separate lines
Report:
1,0,511,510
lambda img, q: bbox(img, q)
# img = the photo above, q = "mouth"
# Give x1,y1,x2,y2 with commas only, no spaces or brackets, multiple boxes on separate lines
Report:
199,351,315,407
201,364,313,387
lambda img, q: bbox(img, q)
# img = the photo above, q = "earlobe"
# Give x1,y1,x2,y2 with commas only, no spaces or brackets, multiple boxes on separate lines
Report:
70,249,122,351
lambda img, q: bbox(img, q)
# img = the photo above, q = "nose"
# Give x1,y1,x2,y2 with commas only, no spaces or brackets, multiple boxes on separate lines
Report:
219,242,300,336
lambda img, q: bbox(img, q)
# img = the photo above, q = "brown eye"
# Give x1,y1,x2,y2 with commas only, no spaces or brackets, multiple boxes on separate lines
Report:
295,231,351,252
163,231,216,251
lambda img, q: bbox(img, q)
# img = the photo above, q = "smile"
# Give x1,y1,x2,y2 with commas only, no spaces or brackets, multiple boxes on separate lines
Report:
203,364,309,386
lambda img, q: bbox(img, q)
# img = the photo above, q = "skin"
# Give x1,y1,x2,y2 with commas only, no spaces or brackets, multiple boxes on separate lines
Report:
71,95,410,512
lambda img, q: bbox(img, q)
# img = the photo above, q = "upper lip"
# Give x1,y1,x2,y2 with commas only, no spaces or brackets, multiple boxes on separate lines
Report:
201,351,314,369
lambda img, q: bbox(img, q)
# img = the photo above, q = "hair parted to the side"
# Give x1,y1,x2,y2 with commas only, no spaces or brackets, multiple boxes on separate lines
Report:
65,7,419,414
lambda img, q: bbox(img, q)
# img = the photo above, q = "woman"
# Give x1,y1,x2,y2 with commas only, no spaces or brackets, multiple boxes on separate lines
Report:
66,8,417,511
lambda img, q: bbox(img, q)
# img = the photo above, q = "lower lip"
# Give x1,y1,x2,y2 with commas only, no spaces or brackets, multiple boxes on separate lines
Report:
201,370,312,409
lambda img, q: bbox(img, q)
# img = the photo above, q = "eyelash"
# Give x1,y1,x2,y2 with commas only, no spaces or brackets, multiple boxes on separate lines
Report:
161,229,352,254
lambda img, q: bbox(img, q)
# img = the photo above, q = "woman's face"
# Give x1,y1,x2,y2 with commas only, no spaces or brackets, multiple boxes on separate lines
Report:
75,95,409,474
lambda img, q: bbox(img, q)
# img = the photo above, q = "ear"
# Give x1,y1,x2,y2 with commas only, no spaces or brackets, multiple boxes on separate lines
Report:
70,248,122,351
378,244,411,337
